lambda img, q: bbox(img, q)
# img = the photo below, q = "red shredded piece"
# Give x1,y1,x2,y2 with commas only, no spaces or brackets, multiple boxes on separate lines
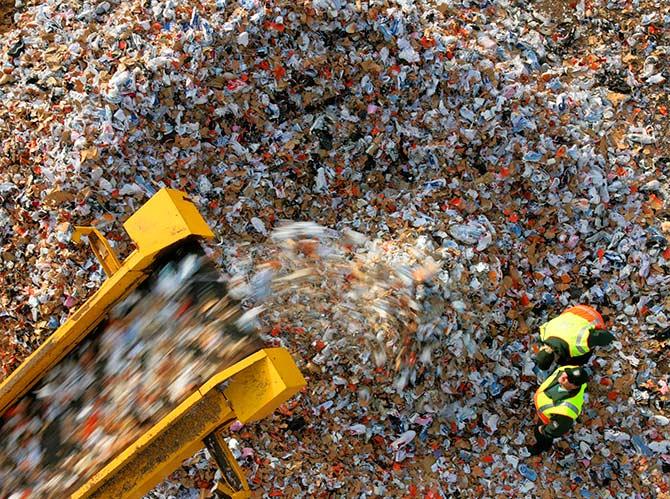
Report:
273,65,286,80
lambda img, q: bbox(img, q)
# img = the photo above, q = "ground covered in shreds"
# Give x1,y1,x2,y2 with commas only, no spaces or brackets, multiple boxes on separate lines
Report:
0,0,669,497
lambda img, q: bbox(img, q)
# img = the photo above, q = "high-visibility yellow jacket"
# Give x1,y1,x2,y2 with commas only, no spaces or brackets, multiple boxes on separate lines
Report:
539,305,605,358
534,365,586,425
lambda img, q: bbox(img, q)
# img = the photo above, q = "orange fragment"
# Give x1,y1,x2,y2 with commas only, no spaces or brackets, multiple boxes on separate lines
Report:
273,64,286,80
648,193,664,210
297,239,318,257
419,36,436,49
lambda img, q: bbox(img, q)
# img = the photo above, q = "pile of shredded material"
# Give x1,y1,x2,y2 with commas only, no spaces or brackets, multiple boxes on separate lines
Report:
0,0,668,496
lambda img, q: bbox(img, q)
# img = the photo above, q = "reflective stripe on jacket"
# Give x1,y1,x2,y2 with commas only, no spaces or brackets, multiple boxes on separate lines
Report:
534,365,586,425
539,305,604,357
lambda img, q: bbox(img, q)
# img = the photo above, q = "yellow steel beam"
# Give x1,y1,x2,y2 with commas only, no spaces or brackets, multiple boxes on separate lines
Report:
73,348,305,499
222,347,306,423
0,258,146,417
73,387,235,498
205,432,252,498
0,189,214,417
71,226,122,277
123,189,214,257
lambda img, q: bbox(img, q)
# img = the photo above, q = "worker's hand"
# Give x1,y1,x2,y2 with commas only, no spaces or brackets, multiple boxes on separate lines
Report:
534,423,554,442
546,420,561,433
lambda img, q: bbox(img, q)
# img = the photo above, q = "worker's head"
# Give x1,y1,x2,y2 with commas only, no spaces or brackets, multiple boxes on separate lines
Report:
559,367,588,389
535,347,555,371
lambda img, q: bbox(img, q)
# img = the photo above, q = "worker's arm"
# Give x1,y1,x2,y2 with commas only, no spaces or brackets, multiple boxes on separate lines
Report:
562,329,612,366
534,344,556,371
539,414,574,439
543,337,570,363
588,329,615,347
531,416,573,455
563,351,592,366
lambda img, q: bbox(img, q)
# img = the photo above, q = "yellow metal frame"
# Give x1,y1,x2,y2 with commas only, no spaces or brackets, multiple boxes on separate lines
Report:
0,188,308,497
0,189,214,417
206,432,251,498
71,226,122,277
73,348,305,498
